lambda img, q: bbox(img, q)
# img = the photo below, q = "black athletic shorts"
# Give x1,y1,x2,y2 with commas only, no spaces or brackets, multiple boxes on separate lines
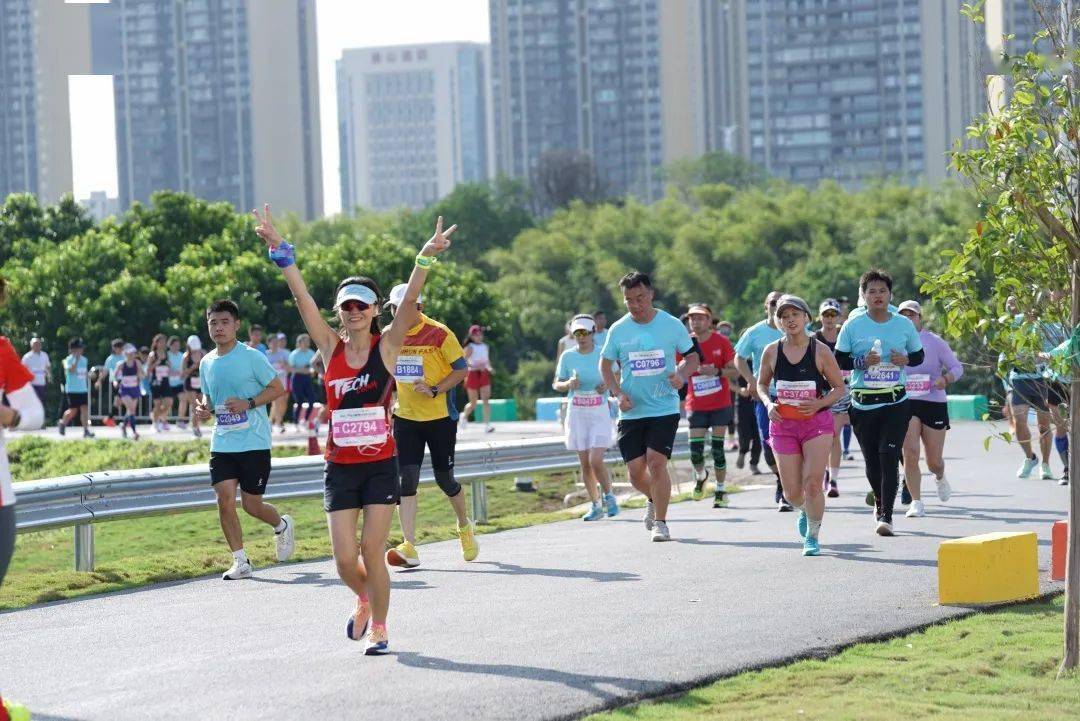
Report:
210,449,272,495
617,414,680,462
65,392,88,408
1011,378,1065,412
687,406,734,430
393,415,457,470
909,400,950,431
324,457,400,512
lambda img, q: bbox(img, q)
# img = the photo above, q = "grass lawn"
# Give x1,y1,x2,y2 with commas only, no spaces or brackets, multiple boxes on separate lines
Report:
1,437,701,610
590,595,1079,721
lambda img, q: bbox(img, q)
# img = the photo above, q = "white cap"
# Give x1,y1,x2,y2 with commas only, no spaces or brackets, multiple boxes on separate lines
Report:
387,283,422,308
186,335,202,351
123,343,137,354
898,300,922,316
569,315,596,333
819,298,841,315
334,283,379,308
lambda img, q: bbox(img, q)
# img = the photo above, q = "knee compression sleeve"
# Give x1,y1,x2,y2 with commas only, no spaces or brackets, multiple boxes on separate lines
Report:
433,467,462,498
399,464,421,498
710,434,727,469
689,436,705,467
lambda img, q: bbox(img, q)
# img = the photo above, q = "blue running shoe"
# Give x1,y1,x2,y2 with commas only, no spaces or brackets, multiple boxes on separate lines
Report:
603,492,619,517
582,502,603,521
365,626,389,655
803,535,820,556
797,510,808,539
901,484,912,506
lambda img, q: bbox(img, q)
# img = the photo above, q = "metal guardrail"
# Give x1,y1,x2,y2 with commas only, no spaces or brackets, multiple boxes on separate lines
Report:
14,432,689,571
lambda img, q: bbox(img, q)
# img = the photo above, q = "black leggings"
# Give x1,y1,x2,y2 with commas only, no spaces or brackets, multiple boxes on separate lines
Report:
849,399,911,524
393,415,461,498
0,504,14,588
736,395,762,465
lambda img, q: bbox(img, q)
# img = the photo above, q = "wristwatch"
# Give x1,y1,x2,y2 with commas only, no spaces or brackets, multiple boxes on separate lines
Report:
429,385,439,398
246,397,256,410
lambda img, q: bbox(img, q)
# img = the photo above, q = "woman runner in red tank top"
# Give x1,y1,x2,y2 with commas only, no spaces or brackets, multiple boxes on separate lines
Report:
255,205,457,656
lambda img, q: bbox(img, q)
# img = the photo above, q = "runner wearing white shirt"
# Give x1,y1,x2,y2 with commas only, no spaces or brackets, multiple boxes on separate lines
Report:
20,337,50,407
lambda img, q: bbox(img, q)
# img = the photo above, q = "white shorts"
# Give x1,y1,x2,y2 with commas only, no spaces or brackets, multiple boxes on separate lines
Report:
564,406,614,451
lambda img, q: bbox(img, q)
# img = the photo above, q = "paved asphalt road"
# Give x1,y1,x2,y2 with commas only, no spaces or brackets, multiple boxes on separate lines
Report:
0,421,1068,721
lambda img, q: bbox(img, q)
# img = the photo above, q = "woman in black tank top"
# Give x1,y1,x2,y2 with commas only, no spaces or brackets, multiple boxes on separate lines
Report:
755,295,847,557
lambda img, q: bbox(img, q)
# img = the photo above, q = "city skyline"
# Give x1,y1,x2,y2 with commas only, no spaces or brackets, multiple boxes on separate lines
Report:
69,0,490,215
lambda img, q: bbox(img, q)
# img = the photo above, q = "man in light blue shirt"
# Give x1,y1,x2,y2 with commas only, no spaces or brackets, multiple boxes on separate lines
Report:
601,271,699,542
59,337,94,438
734,290,787,509
194,299,293,580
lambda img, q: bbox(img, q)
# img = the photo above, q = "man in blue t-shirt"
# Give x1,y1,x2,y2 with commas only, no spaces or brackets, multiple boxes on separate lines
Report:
194,299,294,580
600,272,699,542
834,269,924,536
734,290,788,509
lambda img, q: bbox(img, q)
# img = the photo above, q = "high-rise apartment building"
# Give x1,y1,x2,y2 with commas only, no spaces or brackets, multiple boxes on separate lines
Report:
718,0,1040,187
0,0,92,203
490,0,717,201
91,0,323,219
337,43,489,211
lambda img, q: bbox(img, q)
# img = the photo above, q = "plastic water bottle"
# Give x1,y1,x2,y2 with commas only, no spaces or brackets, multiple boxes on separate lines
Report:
870,339,882,372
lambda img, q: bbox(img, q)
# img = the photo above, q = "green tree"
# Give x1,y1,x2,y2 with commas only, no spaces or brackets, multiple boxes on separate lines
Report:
924,1,1080,672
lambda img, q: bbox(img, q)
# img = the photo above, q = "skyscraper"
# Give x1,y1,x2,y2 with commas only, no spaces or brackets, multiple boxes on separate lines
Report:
337,42,489,211
720,0,1041,187
493,0,719,202
0,0,92,203
91,0,323,219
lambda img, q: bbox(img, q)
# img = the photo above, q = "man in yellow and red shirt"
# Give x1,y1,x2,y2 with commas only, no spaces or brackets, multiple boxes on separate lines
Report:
383,284,474,569
680,303,738,508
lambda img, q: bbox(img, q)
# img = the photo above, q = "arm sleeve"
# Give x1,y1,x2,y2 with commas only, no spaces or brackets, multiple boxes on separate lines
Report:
684,335,702,358
450,358,467,371
940,337,963,380
7,384,44,430
907,348,925,366
835,350,864,370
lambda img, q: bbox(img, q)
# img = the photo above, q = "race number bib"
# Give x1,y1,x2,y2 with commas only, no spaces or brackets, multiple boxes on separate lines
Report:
155,366,170,381
690,374,722,396
905,373,931,397
628,350,665,377
863,363,901,389
189,376,201,389
332,406,388,447
76,368,87,381
395,354,425,382
214,405,250,432
571,391,604,409
120,375,138,388
776,380,817,406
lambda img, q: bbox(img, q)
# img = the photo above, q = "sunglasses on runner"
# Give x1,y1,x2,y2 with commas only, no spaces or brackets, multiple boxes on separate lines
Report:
572,329,591,337
821,311,839,318
340,300,371,313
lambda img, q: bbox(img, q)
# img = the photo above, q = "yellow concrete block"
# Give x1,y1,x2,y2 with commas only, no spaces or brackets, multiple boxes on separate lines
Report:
938,532,1039,606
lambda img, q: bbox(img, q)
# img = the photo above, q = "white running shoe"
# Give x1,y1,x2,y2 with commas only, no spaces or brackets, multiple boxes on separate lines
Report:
875,521,894,537
651,520,671,542
222,558,253,580
275,514,296,562
905,500,925,518
644,500,655,531
484,423,495,433
935,473,951,502
1040,463,1054,480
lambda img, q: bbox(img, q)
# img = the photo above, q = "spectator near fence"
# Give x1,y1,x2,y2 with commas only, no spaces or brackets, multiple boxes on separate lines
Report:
20,337,50,410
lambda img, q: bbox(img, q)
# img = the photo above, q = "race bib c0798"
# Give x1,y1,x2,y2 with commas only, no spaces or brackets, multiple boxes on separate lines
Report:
214,405,250,432
905,373,931,397
863,363,901,389
690,374,722,396
331,406,388,447
776,380,817,405
628,349,665,377
395,354,425,382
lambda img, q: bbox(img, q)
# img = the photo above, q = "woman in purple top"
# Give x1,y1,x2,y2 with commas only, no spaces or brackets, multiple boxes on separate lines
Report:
897,300,962,516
